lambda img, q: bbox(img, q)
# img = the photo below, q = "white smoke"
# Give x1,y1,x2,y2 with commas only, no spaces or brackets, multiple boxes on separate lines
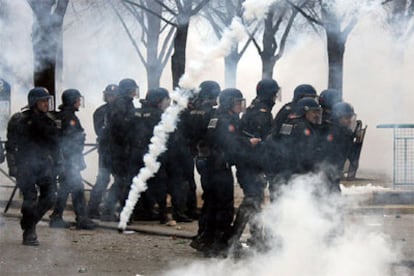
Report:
166,174,401,276
242,0,278,21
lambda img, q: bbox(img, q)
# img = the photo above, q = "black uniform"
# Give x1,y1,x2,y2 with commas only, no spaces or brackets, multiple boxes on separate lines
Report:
184,104,217,245
50,106,92,227
265,116,323,200
232,98,272,247
130,103,168,223
88,103,112,216
204,107,252,252
101,96,135,220
320,121,354,192
6,109,59,241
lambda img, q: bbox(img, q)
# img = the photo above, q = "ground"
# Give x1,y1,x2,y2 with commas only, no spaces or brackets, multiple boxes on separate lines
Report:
0,177,414,275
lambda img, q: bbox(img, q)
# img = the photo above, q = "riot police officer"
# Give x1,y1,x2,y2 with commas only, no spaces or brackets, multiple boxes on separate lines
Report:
231,78,280,250
87,84,119,218
130,88,170,224
319,89,342,123
6,87,59,245
272,84,317,133
265,97,323,200
49,89,96,230
320,102,356,193
202,88,260,256
101,78,139,221
187,81,221,250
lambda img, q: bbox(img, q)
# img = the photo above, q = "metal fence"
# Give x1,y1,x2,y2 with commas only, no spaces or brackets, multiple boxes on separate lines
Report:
377,124,414,189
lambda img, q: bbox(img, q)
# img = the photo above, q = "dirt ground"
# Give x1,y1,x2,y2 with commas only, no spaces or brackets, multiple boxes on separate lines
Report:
0,215,201,275
1,176,414,275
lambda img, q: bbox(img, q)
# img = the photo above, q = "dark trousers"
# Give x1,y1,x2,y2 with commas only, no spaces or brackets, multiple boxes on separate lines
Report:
52,166,87,220
88,154,111,212
232,167,266,243
102,175,132,216
18,167,56,230
203,167,234,242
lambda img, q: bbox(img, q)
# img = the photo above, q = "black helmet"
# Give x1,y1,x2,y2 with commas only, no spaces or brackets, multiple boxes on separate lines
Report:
62,89,82,107
319,89,342,109
28,87,51,108
103,84,119,95
145,87,170,107
119,78,139,97
219,88,244,110
256,78,279,100
293,84,317,103
332,102,355,120
295,97,322,117
199,80,220,100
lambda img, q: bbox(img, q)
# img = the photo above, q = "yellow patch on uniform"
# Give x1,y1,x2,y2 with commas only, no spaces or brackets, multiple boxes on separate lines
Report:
70,120,76,126
327,134,334,142
228,124,235,133
304,128,311,136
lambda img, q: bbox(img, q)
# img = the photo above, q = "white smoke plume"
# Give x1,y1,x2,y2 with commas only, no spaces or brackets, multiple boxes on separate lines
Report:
118,12,255,230
166,174,401,276
242,0,278,22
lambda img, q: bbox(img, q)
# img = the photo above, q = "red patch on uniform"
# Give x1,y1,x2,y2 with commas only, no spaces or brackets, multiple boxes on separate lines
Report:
327,134,334,142
304,128,311,136
70,120,76,126
228,124,235,133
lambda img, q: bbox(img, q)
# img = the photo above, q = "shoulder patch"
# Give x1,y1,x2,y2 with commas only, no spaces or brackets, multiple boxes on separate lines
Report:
304,128,311,136
260,108,268,113
279,123,293,135
70,120,76,126
228,124,235,133
327,133,334,142
207,118,219,129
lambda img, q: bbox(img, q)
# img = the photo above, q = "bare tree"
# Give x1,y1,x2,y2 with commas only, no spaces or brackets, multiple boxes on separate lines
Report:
251,1,306,80
27,0,69,108
113,0,175,89
124,0,210,88
203,0,254,88
288,0,358,97
383,0,414,42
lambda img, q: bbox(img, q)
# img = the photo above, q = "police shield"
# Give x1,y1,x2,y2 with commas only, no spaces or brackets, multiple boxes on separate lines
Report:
0,79,11,136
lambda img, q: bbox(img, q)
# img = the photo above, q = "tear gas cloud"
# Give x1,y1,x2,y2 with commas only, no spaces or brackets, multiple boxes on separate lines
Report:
166,174,403,276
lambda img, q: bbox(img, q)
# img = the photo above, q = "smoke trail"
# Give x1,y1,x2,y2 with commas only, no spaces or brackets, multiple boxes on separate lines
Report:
166,174,401,276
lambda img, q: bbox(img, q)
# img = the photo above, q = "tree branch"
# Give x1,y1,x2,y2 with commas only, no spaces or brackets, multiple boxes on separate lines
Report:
285,0,323,26
123,0,177,27
111,2,147,67
191,0,210,16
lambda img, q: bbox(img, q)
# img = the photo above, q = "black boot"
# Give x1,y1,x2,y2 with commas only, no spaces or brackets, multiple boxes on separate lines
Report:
76,217,97,230
22,226,39,246
49,214,71,229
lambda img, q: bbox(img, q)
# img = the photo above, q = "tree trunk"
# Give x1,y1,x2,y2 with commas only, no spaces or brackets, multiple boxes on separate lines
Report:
224,47,239,88
171,19,189,89
146,1,162,90
29,1,68,110
326,31,345,96
261,55,276,79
